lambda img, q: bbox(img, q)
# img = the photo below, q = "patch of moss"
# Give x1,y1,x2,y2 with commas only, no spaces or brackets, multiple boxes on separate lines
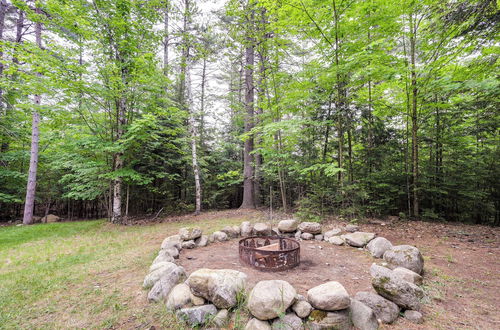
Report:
309,310,327,321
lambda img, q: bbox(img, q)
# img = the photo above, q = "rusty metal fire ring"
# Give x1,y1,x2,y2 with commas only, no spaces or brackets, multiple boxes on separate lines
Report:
238,236,300,272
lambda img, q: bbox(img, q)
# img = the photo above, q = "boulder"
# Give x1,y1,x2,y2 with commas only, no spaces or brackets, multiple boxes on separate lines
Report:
213,308,229,327
245,318,271,330
147,265,186,302
152,250,175,265
181,240,196,249
307,281,350,311
345,224,359,233
343,232,376,247
315,234,324,241
301,232,314,240
190,292,205,306
166,283,192,311
161,235,182,250
143,261,178,289
350,299,379,330
221,225,240,238
324,228,342,240
176,304,217,326
354,291,400,324
404,310,423,324
195,235,209,247
253,223,272,236
307,310,352,330
248,280,296,320
294,231,302,239
179,227,202,241
212,231,229,242
328,236,345,245
240,221,254,237
298,222,322,234
383,245,424,275
271,313,303,330
278,219,299,233
370,264,424,310
393,267,423,285
366,237,393,258
292,299,313,318
187,268,247,309
42,214,60,223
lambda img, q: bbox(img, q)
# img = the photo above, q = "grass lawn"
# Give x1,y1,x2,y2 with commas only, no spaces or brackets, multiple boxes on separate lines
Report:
0,211,262,329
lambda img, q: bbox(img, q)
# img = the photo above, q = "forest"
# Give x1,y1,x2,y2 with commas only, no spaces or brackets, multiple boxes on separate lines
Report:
0,0,498,225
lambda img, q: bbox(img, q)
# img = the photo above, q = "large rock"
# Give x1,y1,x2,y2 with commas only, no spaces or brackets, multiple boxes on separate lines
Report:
383,245,424,275
181,240,196,249
166,283,192,311
301,232,314,240
42,214,60,223
370,264,424,310
213,308,229,327
298,222,322,234
245,318,271,330
147,265,186,302
278,219,299,233
248,280,296,320
253,223,272,236
143,261,178,289
212,231,229,242
176,304,217,326
195,235,209,247
159,246,179,259
161,235,182,250
324,228,342,240
307,281,350,311
350,299,379,330
307,310,352,330
328,236,345,245
221,225,240,238
292,298,313,318
393,267,423,285
366,237,393,258
152,250,175,265
179,227,202,241
187,268,247,309
240,221,254,237
271,313,303,330
354,291,400,324
343,232,376,247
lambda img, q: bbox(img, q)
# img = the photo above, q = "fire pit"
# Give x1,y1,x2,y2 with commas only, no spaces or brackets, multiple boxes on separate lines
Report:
239,236,300,272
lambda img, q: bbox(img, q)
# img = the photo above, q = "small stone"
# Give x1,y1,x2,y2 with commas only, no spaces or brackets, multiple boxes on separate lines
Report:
343,232,376,247
298,222,322,234
213,308,229,327
328,236,345,245
181,240,196,249
292,299,313,318
393,267,423,285
166,283,192,311
350,299,379,330
404,310,423,324
295,230,302,239
245,318,271,330
254,222,272,236
179,227,202,241
315,234,324,241
345,224,359,232
176,304,217,326
190,292,205,306
307,281,350,311
366,237,393,258
278,219,299,233
271,313,303,330
212,231,229,242
307,309,352,329
301,232,314,240
324,228,342,239
195,235,209,247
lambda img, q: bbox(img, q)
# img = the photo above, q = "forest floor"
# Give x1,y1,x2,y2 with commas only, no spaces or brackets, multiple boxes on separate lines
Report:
0,210,498,329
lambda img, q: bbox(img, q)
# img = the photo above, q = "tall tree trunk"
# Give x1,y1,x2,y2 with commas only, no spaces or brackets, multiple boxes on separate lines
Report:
240,8,255,209
163,1,169,78
332,0,344,185
23,8,42,225
409,12,419,218
199,57,207,151
0,0,7,119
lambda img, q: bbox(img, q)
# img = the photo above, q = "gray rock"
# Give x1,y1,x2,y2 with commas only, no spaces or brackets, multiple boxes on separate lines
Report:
301,232,314,240
248,280,296,320
383,245,424,275
345,224,359,232
42,214,60,223
213,308,229,327
294,230,302,239
176,304,217,326
292,299,313,318
272,313,303,330
404,310,423,324
187,268,247,309
307,281,350,311
240,221,254,237
190,292,205,306
278,219,299,233
354,291,400,324
393,267,423,285
161,235,182,250
212,231,229,242
328,236,345,245
253,222,272,236
366,237,393,258
298,222,322,234
147,265,186,302
370,264,424,310
324,228,342,240
166,283,192,311
179,227,202,241
152,250,175,265
245,318,271,330
181,240,196,249
195,235,209,247
222,225,240,238
315,234,324,241
350,299,379,330
307,310,352,330
343,232,376,247
143,261,179,289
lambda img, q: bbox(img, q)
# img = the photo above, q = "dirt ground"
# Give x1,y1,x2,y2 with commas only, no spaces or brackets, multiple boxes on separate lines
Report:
177,215,500,330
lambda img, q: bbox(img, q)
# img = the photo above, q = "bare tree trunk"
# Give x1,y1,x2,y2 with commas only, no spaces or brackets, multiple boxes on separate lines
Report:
23,8,42,225
0,0,7,118
199,57,207,150
333,0,344,185
240,8,256,209
187,66,201,215
409,13,419,218
163,1,169,77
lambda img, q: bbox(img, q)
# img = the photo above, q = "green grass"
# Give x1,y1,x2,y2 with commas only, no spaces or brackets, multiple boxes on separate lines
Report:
0,211,262,329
